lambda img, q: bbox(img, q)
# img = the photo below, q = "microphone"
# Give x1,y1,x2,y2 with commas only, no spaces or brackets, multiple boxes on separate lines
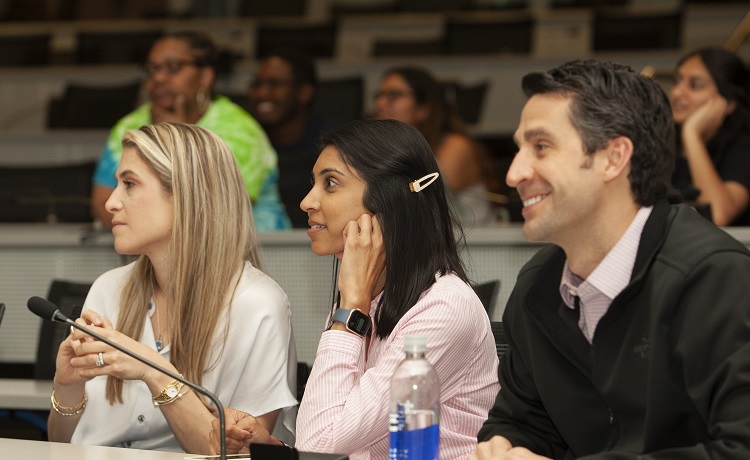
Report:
27,296,228,460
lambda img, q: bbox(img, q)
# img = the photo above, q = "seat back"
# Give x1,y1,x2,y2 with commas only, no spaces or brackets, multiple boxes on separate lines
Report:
472,280,501,319
0,162,96,223
444,15,534,55
34,280,92,380
47,81,141,129
593,9,683,51
490,321,509,359
256,22,338,59
0,34,50,66
312,76,364,124
75,30,161,64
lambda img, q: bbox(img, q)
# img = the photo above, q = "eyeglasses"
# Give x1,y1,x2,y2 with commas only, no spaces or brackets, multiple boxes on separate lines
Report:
250,78,295,90
143,60,199,78
374,90,413,103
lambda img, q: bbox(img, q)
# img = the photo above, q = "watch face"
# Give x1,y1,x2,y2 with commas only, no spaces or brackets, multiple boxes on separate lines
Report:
347,311,370,334
166,386,179,398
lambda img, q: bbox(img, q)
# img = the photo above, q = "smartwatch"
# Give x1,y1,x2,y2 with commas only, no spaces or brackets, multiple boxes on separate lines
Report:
332,308,371,337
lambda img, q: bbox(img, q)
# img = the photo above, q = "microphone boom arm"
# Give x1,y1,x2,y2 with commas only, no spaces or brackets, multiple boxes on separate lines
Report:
55,309,227,460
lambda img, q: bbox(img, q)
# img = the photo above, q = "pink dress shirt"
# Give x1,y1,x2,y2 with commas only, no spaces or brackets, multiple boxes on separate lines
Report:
296,273,500,460
560,206,653,342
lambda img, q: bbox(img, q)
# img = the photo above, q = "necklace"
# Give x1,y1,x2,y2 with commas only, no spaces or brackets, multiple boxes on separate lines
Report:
152,297,164,352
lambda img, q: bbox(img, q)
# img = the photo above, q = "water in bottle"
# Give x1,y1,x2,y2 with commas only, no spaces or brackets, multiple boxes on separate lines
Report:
389,335,440,460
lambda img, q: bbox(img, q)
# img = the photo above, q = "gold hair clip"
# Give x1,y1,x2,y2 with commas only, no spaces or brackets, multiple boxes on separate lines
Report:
409,172,440,193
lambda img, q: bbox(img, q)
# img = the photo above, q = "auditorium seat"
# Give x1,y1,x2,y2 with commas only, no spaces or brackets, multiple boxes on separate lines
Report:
444,13,534,55
46,81,141,129
74,30,161,65
592,8,683,51
256,22,338,59
0,35,50,66
239,0,306,17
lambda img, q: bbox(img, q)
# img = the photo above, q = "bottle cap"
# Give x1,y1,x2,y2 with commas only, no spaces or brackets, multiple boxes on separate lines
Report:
403,335,427,353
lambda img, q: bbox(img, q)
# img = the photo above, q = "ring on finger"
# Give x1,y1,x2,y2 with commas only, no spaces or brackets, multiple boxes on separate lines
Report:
95,352,105,367
70,326,75,335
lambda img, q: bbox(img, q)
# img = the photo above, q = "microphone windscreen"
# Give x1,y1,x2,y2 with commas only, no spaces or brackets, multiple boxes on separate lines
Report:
27,296,59,320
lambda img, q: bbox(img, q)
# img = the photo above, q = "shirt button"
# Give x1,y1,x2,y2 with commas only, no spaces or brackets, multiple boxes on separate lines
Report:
138,415,145,422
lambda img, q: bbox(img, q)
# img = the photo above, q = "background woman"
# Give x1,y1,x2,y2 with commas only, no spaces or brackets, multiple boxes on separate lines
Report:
91,31,290,231
50,123,297,453
374,66,499,226
670,47,750,226
211,119,499,459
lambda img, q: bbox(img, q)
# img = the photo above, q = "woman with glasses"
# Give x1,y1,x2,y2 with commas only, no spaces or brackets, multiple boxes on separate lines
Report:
50,123,297,453
374,66,499,227
209,119,499,459
670,47,750,226
91,31,291,231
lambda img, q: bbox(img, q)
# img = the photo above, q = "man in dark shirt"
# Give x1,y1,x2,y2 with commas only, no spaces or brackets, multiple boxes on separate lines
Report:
473,60,750,459
249,48,340,228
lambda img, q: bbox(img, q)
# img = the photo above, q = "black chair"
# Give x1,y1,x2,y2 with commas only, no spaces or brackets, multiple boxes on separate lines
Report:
372,39,444,57
472,280,501,319
240,0,306,17
47,81,141,129
312,76,364,124
34,280,92,380
0,281,90,439
0,162,96,223
75,30,161,64
399,0,472,12
441,80,489,125
256,22,338,59
277,150,320,229
0,303,5,328
592,8,683,52
444,14,534,55
490,321,509,359
0,35,50,66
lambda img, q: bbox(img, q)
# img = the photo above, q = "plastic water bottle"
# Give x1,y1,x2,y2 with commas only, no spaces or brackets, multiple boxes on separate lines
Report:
389,335,440,460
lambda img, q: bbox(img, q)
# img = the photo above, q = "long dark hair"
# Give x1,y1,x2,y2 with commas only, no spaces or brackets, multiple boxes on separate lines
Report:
677,47,750,164
322,119,468,339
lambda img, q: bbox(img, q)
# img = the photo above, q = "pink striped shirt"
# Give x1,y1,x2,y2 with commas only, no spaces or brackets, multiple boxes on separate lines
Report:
560,206,653,342
296,273,500,460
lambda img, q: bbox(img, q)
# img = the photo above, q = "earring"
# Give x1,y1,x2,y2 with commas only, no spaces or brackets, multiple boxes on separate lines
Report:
196,88,207,109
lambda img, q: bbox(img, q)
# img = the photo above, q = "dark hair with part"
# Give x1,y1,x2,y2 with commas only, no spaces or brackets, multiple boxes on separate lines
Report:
522,59,675,206
320,119,468,339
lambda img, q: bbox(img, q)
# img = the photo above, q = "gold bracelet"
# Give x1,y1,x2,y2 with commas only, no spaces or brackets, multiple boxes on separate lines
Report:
154,387,189,407
51,390,87,416
152,377,185,406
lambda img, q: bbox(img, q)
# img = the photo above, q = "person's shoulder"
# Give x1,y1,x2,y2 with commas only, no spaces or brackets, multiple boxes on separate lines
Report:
418,273,484,315
231,262,290,314
92,262,136,288
663,204,750,263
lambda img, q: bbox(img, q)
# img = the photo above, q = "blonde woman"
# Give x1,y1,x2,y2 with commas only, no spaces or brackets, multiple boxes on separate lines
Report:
48,123,297,453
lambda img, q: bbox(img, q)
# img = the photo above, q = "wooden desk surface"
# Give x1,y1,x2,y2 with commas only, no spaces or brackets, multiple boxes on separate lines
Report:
0,437,187,459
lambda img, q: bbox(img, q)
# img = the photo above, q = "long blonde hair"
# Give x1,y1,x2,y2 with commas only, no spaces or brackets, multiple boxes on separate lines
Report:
106,123,262,403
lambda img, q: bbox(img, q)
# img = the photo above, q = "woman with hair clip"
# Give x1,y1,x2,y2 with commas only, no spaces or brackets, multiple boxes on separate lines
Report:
374,66,499,226
670,47,750,226
49,123,297,453
91,30,290,231
210,119,499,459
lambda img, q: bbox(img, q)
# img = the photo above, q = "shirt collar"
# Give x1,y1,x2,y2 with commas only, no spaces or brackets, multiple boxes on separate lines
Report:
560,206,653,307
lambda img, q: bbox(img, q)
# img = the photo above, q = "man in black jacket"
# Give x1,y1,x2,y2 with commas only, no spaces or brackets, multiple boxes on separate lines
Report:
473,60,750,459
